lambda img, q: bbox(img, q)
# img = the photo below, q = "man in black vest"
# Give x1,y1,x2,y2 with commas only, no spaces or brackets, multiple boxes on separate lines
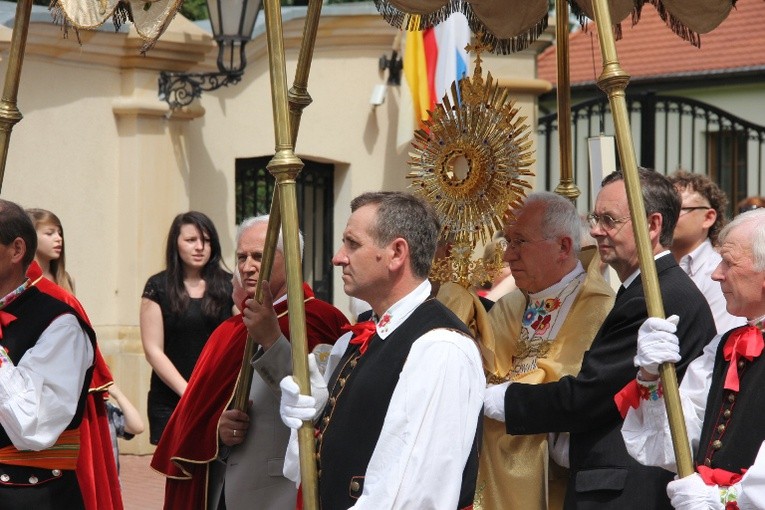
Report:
279,191,485,509
482,169,716,509
622,207,765,508
0,199,95,509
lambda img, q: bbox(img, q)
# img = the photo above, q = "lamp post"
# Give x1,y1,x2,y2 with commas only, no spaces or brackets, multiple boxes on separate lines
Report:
158,0,262,109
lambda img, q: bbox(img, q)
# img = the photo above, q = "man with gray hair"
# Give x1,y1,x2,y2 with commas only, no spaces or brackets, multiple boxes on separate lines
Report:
152,215,348,510
280,191,485,509
477,191,615,510
622,208,765,508
484,169,715,509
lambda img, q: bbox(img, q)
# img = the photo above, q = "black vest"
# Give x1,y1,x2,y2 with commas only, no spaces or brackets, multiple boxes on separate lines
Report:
694,327,765,474
0,287,96,448
317,298,479,510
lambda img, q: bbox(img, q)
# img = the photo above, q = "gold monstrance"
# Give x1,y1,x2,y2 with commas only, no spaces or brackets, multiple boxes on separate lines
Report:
407,43,535,288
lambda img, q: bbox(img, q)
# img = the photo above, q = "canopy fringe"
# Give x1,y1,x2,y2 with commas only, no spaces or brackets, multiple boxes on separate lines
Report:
647,0,701,47
49,1,82,44
374,0,549,54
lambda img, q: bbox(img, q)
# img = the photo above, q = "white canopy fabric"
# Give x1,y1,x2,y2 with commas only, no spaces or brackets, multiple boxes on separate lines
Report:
53,0,183,51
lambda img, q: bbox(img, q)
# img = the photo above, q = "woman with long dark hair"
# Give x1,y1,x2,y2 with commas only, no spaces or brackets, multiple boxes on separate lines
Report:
140,211,233,444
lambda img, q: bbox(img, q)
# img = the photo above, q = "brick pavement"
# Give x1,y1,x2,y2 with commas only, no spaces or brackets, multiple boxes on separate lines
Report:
120,454,164,510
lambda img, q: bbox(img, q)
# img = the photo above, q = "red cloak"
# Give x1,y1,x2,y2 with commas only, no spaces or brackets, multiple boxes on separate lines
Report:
151,283,348,510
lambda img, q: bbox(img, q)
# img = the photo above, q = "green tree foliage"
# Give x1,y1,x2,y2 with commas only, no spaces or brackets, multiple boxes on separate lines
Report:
179,0,209,21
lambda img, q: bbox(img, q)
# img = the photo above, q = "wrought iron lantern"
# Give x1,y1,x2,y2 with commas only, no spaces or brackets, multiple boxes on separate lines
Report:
158,0,262,109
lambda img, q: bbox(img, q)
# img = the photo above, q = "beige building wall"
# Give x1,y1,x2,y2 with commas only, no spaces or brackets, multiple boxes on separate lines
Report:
0,4,550,454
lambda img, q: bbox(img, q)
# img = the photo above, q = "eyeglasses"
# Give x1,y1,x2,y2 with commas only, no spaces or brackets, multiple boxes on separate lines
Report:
504,237,549,251
587,212,631,232
680,206,710,215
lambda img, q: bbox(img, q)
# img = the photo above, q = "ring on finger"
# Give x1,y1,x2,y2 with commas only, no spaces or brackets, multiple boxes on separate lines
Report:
233,429,237,437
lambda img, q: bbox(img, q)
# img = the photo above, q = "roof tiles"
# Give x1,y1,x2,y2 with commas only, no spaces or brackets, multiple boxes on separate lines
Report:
538,1,765,86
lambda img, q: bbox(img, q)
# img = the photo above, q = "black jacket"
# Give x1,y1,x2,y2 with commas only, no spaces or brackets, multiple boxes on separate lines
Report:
504,254,716,509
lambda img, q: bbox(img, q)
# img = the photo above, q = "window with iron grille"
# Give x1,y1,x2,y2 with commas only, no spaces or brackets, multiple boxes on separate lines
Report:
708,129,749,212
235,156,335,302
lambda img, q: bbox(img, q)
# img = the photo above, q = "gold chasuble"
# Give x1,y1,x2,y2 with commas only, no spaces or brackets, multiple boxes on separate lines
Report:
476,255,614,510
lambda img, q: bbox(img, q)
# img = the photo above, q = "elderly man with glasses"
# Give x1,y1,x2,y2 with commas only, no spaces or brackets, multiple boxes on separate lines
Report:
483,169,716,509
476,192,615,510
668,170,743,334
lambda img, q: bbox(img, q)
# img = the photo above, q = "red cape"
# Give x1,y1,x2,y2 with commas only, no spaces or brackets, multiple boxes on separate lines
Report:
26,261,123,510
151,283,349,510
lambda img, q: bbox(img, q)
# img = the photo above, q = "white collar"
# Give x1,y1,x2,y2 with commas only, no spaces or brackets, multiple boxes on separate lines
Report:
373,280,431,339
680,239,715,276
621,250,671,290
527,261,585,301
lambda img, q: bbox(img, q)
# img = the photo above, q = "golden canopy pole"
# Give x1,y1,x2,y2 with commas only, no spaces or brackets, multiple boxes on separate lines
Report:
288,0,323,142
553,0,580,202
230,192,281,412
231,0,324,412
262,0,320,507
229,2,324,506
590,0,693,478
0,0,33,193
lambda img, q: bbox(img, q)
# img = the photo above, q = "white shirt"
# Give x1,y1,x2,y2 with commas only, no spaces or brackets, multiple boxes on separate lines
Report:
286,280,486,509
679,239,745,334
622,319,765,507
0,313,94,450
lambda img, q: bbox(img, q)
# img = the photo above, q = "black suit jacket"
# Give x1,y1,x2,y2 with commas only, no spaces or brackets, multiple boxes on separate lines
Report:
504,253,716,509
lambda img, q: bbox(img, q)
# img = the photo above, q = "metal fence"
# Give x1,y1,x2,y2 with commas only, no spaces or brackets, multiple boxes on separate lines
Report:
538,93,765,215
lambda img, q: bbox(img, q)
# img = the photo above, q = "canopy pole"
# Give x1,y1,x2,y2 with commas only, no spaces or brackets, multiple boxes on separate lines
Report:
0,0,33,193
232,0,325,413
260,0,318,507
590,0,693,478
288,0,323,143
553,0,580,202
231,191,282,412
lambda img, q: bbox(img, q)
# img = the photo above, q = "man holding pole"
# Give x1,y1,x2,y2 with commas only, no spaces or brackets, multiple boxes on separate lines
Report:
621,208,765,508
483,169,716,509
280,191,485,509
151,215,348,510
475,191,615,510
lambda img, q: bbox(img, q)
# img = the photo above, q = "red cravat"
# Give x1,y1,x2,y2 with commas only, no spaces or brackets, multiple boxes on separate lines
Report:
722,325,764,392
0,311,16,340
343,320,376,356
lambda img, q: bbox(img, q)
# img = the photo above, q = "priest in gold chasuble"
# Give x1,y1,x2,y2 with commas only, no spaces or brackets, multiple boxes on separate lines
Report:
475,193,614,510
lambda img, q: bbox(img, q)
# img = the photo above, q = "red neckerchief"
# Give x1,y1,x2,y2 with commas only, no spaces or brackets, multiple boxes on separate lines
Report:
0,311,16,340
343,320,376,356
722,325,764,392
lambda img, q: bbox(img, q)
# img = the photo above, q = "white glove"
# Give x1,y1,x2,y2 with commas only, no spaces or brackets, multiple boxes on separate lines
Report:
483,381,511,422
282,428,301,486
666,473,723,510
548,432,570,468
635,315,680,375
279,353,328,429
